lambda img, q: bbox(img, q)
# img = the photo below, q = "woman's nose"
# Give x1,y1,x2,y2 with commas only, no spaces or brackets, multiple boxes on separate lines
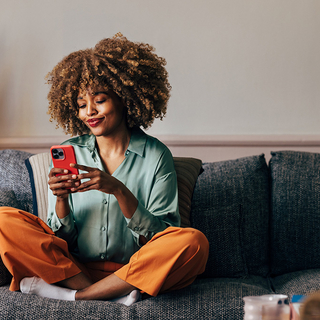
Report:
86,101,97,116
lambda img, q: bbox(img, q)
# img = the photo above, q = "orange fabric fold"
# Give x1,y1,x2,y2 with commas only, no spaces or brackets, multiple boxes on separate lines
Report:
0,207,82,291
0,207,209,296
114,227,209,296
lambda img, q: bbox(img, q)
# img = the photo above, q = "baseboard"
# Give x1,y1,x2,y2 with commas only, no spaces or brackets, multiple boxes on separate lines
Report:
1,135,320,162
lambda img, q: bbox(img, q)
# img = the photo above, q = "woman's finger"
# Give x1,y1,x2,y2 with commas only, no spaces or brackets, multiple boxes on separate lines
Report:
49,174,78,185
70,163,96,172
71,183,97,193
48,167,68,178
71,178,96,191
50,180,80,191
76,172,101,180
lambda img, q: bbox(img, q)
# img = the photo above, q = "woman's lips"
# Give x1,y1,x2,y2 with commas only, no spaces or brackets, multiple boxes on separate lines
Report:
87,118,103,127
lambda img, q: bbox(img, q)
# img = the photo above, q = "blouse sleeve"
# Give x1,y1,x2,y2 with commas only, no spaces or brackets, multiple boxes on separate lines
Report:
126,148,180,244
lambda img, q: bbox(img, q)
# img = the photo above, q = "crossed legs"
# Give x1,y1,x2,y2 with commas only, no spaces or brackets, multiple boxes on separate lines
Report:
0,207,209,302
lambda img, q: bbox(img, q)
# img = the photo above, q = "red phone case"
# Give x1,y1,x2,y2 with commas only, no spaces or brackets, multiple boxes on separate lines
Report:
50,145,79,176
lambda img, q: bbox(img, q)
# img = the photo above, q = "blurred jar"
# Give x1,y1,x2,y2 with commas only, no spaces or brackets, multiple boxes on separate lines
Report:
243,294,290,320
300,292,320,320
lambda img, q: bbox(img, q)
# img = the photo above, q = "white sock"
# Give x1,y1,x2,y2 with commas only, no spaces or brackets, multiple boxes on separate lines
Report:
20,277,76,301
110,289,141,306
20,276,141,305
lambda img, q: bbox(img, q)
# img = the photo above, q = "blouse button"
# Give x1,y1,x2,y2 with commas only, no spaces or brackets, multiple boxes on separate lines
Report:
101,226,106,231
102,199,108,205
100,254,105,260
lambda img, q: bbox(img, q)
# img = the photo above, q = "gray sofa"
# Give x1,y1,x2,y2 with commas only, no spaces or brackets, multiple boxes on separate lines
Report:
1,149,320,319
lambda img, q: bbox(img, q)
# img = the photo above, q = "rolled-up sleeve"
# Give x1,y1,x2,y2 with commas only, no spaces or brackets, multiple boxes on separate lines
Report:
126,149,180,244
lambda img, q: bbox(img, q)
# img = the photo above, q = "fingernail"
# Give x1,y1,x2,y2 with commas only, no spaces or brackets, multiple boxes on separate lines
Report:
64,170,68,173
72,175,77,179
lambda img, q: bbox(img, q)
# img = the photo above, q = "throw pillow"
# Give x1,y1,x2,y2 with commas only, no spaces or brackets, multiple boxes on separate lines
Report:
25,152,51,221
190,154,270,278
270,151,320,276
173,157,203,227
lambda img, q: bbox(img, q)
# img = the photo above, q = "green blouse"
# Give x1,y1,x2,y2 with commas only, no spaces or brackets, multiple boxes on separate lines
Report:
47,128,180,264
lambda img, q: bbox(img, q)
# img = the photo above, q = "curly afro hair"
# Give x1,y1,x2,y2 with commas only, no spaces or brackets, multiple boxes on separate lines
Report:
46,33,171,136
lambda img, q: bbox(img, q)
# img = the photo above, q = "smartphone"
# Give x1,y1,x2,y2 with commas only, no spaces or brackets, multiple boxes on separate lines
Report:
50,145,79,176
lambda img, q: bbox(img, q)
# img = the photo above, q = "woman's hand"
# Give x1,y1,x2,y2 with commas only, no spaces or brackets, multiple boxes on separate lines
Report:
48,167,80,219
70,163,138,219
48,167,80,199
69,164,121,194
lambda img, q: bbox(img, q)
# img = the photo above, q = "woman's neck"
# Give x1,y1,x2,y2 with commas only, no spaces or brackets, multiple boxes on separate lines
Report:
95,128,131,160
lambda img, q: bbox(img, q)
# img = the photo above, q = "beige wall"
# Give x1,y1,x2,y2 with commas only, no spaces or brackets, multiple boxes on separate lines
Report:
1,0,320,158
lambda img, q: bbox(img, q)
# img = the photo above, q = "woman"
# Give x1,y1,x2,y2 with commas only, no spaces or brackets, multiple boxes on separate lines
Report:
0,34,209,305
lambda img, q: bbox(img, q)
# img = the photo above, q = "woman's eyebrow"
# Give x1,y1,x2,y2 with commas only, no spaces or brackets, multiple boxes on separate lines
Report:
93,91,107,96
77,92,107,100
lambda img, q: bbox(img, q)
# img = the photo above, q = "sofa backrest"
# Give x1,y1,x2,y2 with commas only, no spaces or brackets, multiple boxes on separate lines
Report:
4,148,320,280
270,151,320,276
0,149,33,213
0,150,271,280
190,154,270,278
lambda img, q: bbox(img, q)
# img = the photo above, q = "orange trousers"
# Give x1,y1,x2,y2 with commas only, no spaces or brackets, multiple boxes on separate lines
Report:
0,207,209,296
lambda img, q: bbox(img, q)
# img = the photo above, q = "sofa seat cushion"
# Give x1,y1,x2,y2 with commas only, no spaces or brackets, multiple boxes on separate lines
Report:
190,154,270,278
135,276,272,320
0,285,130,320
0,277,272,320
270,151,320,276
271,269,320,301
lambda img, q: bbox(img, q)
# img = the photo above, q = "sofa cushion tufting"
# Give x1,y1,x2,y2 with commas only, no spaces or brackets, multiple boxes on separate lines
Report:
270,151,320,276
190,154,270,278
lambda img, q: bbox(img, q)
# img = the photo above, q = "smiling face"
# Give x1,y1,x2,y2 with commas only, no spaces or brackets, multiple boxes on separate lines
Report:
77,88,127,137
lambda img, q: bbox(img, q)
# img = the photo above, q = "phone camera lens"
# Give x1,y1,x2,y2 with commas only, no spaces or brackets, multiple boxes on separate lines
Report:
52,148,64,159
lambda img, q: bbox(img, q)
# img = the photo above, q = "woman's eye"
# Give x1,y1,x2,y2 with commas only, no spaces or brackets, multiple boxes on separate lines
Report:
96,99,106,104
78,104,86,109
